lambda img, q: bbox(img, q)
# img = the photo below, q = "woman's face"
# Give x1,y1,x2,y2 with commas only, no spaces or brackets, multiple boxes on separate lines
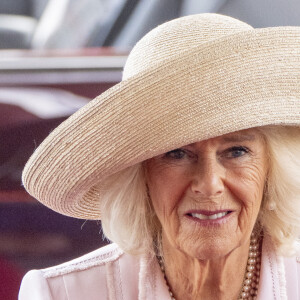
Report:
144,128,269,260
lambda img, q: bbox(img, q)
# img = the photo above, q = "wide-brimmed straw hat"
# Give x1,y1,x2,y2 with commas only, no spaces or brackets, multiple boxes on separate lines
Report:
22,13,300,220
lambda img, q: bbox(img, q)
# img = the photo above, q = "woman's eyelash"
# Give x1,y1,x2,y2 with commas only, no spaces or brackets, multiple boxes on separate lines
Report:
225,146,250,158
164,149,187,159
231,146,249,152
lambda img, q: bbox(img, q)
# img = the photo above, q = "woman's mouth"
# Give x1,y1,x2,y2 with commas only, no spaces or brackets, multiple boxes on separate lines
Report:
185,210,233,224
190,211,229,220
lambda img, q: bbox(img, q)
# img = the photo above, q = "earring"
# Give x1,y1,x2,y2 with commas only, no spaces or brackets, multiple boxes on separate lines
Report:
268,201,276,211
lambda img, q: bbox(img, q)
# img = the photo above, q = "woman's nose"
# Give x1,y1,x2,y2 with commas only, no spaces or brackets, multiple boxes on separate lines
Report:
190,158,225,197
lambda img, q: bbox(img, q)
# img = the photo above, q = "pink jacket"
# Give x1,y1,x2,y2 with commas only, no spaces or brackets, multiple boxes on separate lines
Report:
19,235,300,299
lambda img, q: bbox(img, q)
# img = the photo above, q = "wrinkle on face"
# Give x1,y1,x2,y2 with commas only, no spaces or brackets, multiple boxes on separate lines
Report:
144,129,269,300
144,128,269,260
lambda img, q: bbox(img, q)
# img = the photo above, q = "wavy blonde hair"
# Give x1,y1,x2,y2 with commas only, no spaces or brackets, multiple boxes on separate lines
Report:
100,125,300,256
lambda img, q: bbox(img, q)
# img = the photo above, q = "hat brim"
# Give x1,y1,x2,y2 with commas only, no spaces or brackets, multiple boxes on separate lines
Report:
23,27,300,219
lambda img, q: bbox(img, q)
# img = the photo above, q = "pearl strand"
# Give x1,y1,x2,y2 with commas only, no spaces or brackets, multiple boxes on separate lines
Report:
238,233,261,300
156,232,261,300
157,255,176,300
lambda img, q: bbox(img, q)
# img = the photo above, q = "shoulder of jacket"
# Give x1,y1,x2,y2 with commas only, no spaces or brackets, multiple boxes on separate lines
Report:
41,243,124,278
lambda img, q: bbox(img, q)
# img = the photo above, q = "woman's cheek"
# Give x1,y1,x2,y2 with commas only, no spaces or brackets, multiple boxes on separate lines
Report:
230,165,266,229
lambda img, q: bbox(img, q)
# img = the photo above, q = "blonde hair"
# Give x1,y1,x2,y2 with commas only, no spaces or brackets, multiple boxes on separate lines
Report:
257,126,300,256
100,126,300,256
100,164,159,255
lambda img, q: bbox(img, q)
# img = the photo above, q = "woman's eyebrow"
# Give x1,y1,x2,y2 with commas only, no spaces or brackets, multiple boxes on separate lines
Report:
222,134,256,143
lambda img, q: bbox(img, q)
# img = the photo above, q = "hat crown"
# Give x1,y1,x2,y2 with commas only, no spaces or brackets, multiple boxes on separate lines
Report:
123,14,253,80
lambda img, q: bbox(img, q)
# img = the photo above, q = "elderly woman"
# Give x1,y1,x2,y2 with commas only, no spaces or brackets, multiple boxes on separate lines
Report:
19,14,300,300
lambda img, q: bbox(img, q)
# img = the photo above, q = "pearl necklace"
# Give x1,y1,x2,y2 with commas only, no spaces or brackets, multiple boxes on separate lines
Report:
156,233,261,300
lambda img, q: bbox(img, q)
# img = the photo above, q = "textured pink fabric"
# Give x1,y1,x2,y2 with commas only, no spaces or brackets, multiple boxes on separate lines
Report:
257,235,299,300
19,238,299,299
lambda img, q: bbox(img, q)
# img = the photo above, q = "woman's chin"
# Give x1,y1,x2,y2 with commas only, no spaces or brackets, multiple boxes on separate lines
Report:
175,230,241,260
179,241,236,261
172,219,241,260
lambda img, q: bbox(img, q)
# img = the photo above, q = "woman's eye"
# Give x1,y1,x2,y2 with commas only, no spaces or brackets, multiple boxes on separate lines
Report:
225,146,249,158
164,149,187,160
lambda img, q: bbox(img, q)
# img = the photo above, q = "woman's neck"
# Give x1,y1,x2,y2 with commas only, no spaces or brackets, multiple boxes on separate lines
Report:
161,236,250,300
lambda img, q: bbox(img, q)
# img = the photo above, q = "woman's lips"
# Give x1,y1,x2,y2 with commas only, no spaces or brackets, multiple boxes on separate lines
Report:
185,210,234,223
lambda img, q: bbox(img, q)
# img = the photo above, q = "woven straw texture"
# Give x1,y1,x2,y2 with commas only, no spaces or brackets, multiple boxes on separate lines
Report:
22,14,300,219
